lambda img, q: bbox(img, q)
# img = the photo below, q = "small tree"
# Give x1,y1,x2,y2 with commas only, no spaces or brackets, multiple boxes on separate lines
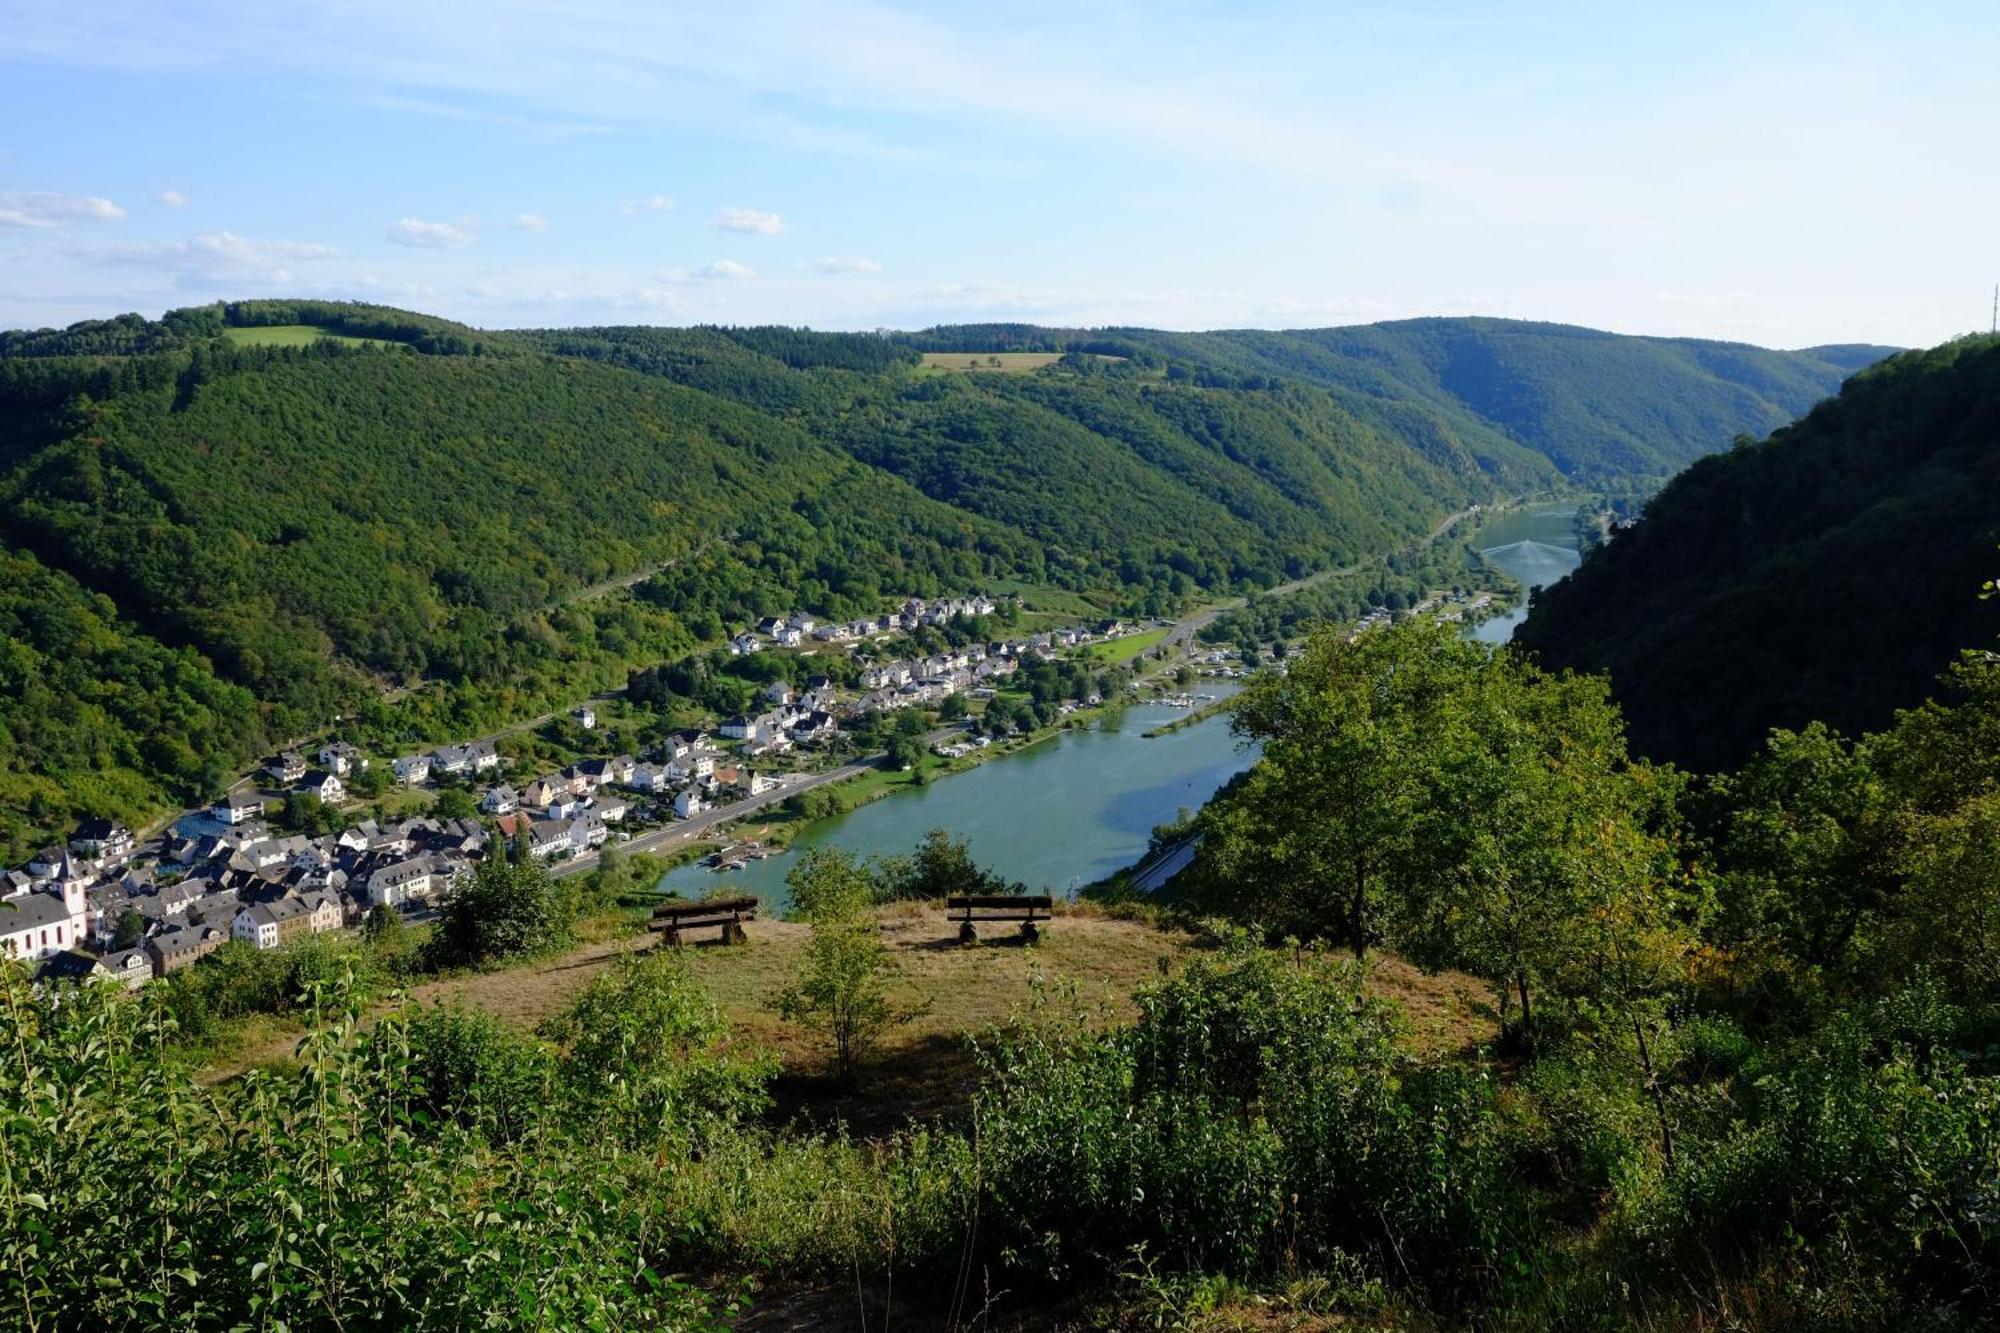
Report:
778,849,923,1085
111,908,147,951
433,786,477,820
425,857,577,968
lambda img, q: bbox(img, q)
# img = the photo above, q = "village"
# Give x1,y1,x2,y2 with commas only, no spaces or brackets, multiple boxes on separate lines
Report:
0,594,1150,988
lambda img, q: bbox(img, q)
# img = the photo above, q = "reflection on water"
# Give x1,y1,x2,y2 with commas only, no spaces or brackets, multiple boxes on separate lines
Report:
1469,503,1583,644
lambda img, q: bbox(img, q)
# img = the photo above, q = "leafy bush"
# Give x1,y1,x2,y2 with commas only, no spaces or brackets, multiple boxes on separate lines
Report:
539,949,776,1149
971,950,1521,1303
424,856,578,968
0,964,728,1330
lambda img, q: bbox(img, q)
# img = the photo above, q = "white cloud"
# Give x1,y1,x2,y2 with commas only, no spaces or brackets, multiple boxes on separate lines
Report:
712,206,783,235
0,190,126,228
619,194,674,214
386,217,478,248
814,255,881,275
156,187,188,208
513,212,550,232
83,230,340,288
657,259,759,283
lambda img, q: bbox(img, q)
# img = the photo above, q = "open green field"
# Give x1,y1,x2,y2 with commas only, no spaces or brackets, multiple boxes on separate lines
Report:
918,351,1124,374
223,324,397,349
1080,625,1169,664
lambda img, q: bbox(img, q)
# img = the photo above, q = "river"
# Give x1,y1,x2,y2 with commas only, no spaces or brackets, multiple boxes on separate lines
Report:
656,685,1253,908
1468,502,1583,645
656,504,1584,908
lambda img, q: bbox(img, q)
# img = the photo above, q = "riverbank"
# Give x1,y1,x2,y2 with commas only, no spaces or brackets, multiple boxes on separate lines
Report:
655,688,1253,906
1141,691,1237,737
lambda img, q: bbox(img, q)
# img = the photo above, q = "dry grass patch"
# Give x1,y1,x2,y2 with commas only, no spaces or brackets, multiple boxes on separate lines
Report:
206,902,1492,1130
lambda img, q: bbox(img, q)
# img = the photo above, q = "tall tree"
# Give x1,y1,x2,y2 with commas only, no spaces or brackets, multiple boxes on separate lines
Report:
1199,618,1483,957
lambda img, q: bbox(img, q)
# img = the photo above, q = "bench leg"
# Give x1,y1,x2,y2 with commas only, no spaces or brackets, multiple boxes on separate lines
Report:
1020,920,1040,944
723,918,747,945
958,920,978,945
664,926,682,948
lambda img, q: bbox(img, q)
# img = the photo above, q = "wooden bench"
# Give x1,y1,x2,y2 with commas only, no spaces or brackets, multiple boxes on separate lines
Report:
946,894,1053,944
649,894,758,946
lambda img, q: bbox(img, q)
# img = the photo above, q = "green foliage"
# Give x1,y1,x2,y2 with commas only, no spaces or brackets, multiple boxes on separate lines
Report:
1521,334,2000,769
275,789,339,835
539,950,776,1149
779,848,924,1084
971,951,1519,1302
0,548,263,861
1632,997,2000,1325
1195,618,1690,1042
0,965,728,1329
873,826,1014,901
424,856,578,969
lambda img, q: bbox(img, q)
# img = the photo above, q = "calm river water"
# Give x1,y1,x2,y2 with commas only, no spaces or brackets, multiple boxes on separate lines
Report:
656,685,1252,908
1469,502,1584,644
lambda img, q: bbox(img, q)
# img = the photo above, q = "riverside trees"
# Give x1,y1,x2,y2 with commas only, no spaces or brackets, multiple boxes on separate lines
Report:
1196,618,1689,1043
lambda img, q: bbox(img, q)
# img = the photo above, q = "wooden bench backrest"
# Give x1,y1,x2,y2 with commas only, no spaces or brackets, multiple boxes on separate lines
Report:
652,895,759,922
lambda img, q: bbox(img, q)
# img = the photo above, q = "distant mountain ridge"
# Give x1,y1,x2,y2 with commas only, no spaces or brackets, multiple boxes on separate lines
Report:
0,299,1890,853
882,317,1896,481
1517,334,2000,770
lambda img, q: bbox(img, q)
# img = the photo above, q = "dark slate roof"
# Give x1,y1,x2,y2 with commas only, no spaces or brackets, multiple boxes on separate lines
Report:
2,892,76,932
35,951,105,983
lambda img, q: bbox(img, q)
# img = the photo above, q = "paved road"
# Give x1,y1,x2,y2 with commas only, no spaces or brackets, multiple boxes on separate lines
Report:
549,757,881,879
551,719,976,879
1157,502,1495,659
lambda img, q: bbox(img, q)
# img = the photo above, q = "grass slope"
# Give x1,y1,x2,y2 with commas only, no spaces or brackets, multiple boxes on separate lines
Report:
222,323,393,348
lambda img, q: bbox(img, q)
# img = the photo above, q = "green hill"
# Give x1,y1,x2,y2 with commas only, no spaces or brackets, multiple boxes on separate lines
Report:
1516,334,2000,770
885,318,1891,482
0,301,1887,855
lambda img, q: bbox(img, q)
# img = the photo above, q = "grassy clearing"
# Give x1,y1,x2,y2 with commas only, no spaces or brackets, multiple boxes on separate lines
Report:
917,351,1125,374
204,903,1491,1138
919,351,1064,373
223,324,397,349
1080,625,1170,665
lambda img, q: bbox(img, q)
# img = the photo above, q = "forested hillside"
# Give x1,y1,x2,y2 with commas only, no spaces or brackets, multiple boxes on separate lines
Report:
887,318,1889,481
0,300,1880,854
1517,334,2000,770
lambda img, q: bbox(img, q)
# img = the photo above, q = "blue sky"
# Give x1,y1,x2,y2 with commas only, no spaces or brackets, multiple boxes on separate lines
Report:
1,0,1995,346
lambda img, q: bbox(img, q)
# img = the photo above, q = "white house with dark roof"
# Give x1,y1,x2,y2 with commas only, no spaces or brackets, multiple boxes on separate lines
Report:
436,740,501,776
296,770,345,805
69,819,135,866
267,751,308,785
527,820,575,859
214,789,266,826
318,742,367,777
100,947,153,991
0,879,88,962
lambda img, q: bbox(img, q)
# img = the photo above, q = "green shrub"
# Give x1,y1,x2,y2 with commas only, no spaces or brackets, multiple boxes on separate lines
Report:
969,950,1522,1304
424,855,578,968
